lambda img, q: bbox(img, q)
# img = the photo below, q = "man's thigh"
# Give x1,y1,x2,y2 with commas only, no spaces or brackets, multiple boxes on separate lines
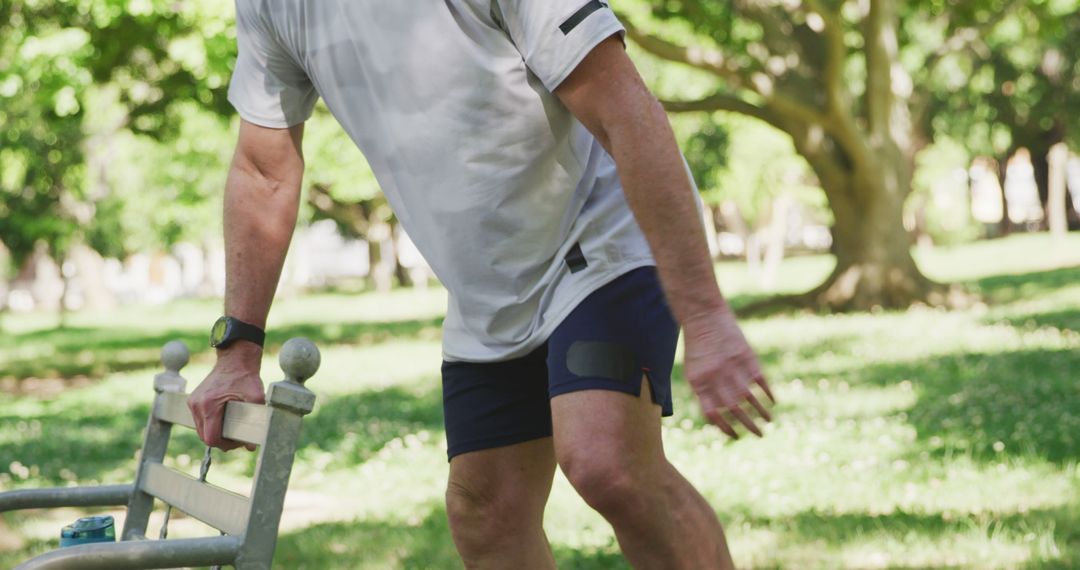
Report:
551,377,664,471
544,266,680,465
447,437,557,512
442,350,558,522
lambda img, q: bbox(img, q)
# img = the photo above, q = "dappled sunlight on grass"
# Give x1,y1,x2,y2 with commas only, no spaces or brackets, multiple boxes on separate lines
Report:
0,289,447,382
2,234,1078,568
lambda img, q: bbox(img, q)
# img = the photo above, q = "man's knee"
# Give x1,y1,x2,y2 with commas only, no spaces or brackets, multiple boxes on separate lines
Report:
445,476,534,550
558,447,658,518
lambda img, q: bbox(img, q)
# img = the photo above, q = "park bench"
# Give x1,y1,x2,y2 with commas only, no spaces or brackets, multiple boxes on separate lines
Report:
0,337,321,569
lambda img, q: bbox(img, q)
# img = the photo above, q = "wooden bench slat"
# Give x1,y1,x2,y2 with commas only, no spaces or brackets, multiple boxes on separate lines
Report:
154,392,269,446
140,463,250,536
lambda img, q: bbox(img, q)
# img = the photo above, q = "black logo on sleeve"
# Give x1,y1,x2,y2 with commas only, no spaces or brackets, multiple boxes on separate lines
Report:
559,0,610,35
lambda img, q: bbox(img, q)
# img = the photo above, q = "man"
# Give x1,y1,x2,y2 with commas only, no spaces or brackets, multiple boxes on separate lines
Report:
188,1,774,568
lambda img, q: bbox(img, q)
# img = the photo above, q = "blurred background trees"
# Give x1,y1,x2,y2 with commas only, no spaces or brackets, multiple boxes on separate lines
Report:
621,0,1080,310
1,0,1078,324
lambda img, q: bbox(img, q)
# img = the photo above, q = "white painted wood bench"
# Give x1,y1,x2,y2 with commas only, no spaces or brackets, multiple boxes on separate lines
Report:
0,338,321,569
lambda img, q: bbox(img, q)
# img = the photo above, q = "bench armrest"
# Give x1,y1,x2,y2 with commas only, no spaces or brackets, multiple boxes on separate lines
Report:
0,485,133,514
15,535,241,570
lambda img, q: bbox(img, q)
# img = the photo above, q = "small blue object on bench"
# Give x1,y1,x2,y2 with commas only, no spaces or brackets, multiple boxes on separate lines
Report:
0,338,321,570
60,516,116,548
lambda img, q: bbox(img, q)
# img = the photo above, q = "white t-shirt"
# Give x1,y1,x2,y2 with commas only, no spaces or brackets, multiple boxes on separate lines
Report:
229,0,660,362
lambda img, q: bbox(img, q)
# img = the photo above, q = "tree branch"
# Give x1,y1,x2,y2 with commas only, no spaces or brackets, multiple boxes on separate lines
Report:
865,0,896,139
922,0,1022,75
801,0,847,115
620,16,746,87
659,92,786,130
621,15,831,129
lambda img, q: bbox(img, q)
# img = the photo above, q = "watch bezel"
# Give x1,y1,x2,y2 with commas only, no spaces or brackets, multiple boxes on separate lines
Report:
210,316,236,349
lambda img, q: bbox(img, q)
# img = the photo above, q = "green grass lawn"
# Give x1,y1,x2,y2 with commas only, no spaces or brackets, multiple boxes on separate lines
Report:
2,233,1079,569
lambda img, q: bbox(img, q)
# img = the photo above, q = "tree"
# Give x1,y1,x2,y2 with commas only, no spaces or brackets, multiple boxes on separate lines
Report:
1,0,235,320
929,1,1080,232
303,109,412,292
0,0,234,271
684,113,829,287
620,0,1028,310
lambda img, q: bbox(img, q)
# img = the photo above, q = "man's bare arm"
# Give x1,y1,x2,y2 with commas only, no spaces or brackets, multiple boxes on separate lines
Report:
189,120,305,450
555,37,774,438
219,121,306,361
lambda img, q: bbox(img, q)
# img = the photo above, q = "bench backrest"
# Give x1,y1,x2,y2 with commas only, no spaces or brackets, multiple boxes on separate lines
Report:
121,338,319,566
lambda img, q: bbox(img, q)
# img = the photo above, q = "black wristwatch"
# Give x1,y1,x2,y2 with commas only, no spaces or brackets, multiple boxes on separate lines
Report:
210,316,266,349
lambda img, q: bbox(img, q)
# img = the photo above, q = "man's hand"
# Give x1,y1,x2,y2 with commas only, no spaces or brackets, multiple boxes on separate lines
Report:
188,345,266,451
683,305,775,440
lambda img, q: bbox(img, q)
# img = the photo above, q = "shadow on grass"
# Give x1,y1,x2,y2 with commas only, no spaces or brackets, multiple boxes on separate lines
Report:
974,266,1080,305
0,317,443,382
275,504,630,570
273,506,462,569
838,348,1080,464
673,338,1078,466
0,402,227,488
728,505,1078,569
299,386,445,467
272,501,1079,569
998,308,1080,333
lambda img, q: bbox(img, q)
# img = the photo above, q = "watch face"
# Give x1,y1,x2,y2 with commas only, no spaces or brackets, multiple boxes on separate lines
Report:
211,317,231,347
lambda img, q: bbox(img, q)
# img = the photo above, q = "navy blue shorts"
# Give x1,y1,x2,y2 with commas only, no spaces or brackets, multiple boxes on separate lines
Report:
441,266,680,460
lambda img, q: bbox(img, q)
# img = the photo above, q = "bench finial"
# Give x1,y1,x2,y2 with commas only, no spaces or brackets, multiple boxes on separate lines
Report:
279,337,320,385
161,340,190,373
155,340,190,393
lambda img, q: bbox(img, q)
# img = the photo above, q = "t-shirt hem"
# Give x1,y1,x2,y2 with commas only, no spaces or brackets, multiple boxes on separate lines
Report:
228,95,310,129
441,258,657,363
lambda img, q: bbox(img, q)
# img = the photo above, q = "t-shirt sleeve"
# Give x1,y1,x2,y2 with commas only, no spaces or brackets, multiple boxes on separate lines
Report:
493,0,626,92
227,1,318,128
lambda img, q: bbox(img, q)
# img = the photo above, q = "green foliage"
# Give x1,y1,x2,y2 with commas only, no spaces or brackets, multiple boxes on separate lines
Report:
79,90,235,257
682,115,730,198
910,138,982,245
705,115,829,228
301,107,391,240
627,0,1077,305
0,0,235,265
927,0,1080,155
303,109,381,204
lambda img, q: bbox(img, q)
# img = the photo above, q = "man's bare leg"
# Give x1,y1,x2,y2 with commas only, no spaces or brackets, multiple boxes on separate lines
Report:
552,378,735,569
445,438,558,569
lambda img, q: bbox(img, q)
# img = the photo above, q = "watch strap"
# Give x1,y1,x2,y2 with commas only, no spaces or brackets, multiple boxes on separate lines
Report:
230,318,266,348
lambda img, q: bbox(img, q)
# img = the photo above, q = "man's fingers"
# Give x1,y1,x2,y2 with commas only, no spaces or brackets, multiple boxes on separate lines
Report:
218,440,244,452
727,405,763,438
705,408,740,440
203,404,242,451
190,400,208,445
201,411,224,448
745,392,771,423
755,376,776,404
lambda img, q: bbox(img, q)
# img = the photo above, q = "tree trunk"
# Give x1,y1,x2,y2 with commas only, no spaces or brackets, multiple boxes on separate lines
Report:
996,154,1014,236
366,219,395,294
1048,142,1069,240
1031,145,1052,232
742,145,949,315
389,221,414,288
1012,121,1065,231
760,195,790,290
70,243,115,311
815,175,939,310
